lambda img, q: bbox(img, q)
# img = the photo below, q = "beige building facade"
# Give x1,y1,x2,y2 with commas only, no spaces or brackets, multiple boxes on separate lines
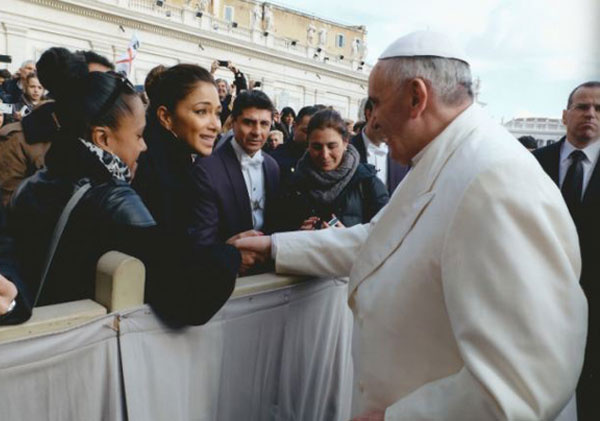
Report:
0,0,369,118
503,117,565,147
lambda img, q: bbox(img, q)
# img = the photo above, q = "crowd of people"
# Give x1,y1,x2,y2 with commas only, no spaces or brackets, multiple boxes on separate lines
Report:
0,29,598,420
0,47,402,323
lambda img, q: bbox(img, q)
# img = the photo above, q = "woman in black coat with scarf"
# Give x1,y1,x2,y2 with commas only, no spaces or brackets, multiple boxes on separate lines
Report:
277,109,389,231
133,65,259,273
9,48,238,327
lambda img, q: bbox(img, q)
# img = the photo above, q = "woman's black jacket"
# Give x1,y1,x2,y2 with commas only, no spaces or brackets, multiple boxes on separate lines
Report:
10,135,239,327
276,163,389,231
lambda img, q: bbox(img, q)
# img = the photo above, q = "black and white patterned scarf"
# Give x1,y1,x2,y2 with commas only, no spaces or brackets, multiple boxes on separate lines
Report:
79,138,132,183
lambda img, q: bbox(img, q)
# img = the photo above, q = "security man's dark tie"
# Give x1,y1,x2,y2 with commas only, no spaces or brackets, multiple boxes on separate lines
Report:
561,150,586,214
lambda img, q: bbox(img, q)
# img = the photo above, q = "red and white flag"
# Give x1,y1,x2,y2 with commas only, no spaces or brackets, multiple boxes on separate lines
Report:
115,33,140,77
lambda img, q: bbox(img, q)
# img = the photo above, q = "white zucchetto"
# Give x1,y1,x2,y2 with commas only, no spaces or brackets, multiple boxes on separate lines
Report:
379,31,469,64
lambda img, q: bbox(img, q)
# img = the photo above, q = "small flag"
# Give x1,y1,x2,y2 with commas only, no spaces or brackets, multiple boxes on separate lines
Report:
115,33,140,77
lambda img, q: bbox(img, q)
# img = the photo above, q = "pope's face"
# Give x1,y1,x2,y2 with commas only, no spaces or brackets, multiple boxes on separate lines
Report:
563,86,600,148
368,62,414,164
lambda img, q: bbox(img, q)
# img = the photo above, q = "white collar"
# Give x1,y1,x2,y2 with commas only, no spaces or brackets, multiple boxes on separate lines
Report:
362,128,388,153
561,137,600,166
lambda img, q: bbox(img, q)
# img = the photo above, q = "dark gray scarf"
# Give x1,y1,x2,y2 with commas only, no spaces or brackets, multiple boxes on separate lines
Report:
296,144,360,205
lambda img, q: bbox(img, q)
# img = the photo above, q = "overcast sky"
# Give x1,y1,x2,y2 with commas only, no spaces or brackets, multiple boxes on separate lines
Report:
273,0,599,122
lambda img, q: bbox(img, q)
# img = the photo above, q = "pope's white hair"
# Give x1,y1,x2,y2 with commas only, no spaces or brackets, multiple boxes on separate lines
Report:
378,57,473,106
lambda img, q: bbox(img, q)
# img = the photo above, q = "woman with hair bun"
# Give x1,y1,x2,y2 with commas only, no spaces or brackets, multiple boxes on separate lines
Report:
9,48,239,327
277,109,389,231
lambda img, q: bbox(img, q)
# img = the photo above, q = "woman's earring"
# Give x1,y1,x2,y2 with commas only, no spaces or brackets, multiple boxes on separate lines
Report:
168,128,179,140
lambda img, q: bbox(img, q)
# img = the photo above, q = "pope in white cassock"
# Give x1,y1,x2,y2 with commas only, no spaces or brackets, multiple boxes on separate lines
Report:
235,31,587,420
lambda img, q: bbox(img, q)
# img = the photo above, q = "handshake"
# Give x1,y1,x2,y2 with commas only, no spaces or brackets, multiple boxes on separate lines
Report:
226,230,273,275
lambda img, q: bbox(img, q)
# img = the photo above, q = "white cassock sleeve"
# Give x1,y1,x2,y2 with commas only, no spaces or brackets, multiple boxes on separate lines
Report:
274,223,370,278
385,162,588,420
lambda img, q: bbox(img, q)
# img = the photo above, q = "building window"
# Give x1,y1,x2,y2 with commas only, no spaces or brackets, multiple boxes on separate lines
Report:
224,6,234,23
336,34,345,48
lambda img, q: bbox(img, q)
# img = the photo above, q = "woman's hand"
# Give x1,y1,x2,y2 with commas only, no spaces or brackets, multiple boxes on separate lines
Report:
226,231,265,274
0,274,17,316
300,216,320,230
233,236,272,275
227,231,266,275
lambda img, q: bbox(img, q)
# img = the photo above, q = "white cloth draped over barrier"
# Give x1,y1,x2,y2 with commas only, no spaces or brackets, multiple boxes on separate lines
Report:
0,277,353,421
0,314,125,420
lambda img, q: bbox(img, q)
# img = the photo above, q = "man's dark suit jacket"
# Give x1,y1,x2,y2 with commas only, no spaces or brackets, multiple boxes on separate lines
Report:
269,140,305,185
350,132,410,195
190,138,280,246
534,137,600,420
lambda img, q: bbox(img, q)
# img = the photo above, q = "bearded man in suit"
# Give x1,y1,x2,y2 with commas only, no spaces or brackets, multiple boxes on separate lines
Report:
235,31,586,420
533,81,600,420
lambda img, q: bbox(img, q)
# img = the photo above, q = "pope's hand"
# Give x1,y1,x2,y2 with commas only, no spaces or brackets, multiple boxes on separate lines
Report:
226,229,263,245
0,274,17,315
227,231,267,275
234,236,272,275
234,236,272,259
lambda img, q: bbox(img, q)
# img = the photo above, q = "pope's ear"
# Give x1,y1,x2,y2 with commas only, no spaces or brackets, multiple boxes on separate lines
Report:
89,126,112,153
156,105,173,131
409,78,428,118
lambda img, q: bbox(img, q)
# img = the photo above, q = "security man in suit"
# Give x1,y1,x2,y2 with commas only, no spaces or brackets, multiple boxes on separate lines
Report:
350,99,409,195
533,80,600,420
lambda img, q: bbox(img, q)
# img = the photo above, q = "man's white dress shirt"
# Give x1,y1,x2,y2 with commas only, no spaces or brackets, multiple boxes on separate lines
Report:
232,139,265,231
362,129,388,187
559,138,600,198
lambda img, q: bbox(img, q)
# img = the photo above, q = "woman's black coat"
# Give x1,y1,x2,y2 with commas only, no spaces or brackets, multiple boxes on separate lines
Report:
277,163,389,231
10,133,239,327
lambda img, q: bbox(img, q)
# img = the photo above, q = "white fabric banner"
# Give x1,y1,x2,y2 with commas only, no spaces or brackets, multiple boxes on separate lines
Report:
0,314,125,420
120,277,353,421
0,277,353,421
